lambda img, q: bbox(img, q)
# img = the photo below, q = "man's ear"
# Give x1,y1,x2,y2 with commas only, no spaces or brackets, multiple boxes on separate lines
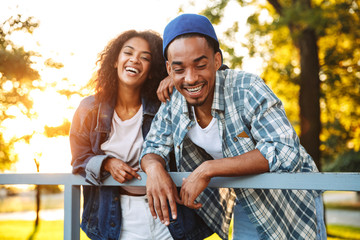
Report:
166,61,172,75
215,51,222,70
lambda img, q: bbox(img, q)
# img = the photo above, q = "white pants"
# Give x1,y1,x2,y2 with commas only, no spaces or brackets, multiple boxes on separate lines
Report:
119,195,174,240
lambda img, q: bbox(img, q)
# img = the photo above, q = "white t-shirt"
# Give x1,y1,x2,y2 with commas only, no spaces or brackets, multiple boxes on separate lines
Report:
187,107,223,160
101,105,145,195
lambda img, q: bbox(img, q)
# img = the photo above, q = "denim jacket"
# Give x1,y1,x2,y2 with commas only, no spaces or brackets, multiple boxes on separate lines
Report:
70,95,213,240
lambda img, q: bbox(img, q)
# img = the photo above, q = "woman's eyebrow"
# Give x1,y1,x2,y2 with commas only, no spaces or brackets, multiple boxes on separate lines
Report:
123,45,152,55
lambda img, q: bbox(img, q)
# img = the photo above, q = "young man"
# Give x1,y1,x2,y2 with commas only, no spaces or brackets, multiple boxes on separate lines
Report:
140,14,326,240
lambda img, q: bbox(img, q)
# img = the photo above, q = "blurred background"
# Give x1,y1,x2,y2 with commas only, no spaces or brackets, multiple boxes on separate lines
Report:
0,0,359,239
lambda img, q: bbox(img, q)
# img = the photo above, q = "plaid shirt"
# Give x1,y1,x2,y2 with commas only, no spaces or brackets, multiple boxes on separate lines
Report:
141,69,320,240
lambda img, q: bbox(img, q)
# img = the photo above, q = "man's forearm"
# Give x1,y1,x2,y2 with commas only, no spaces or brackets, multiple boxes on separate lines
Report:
141,153,166,173
202,149,270,179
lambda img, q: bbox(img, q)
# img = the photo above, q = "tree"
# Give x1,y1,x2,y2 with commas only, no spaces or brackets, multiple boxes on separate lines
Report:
197,0,360,170
0,15,40,171
0,15,40,120
0,133,14,171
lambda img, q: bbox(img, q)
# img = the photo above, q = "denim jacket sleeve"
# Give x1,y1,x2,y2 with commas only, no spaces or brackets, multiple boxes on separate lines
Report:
70,96,111,185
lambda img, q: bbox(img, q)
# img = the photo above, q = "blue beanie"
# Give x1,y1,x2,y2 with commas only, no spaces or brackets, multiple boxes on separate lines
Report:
163,13,220,60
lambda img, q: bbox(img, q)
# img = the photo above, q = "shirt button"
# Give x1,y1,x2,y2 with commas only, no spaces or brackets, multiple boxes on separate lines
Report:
187,126,191,130
114,197,119,201
110,222,115,227
233,137,238,142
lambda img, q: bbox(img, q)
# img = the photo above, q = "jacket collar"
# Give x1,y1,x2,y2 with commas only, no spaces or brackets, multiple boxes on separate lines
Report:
95,95,160,133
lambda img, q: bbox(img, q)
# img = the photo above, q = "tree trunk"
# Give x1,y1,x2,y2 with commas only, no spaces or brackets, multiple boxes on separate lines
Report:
35,185,40,227
298,28,321,169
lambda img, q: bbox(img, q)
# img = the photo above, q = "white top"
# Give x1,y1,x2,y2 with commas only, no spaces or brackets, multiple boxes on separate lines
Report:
187,107,223,160
101,105,145,195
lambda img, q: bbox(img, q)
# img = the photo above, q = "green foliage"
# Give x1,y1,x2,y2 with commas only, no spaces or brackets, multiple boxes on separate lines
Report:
44,58,64,69
43,120,71,138
0,133,17,172
0,15,41,121
0,15,42,171
200,0,230,24
200,2,245,69
324,150,360,172
198,0,360,170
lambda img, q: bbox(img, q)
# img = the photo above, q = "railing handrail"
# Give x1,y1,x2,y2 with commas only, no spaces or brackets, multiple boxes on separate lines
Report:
0,172,359,191
1,172,359,240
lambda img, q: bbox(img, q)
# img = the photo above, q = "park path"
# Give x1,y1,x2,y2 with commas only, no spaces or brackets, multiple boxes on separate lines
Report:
323,191,360,227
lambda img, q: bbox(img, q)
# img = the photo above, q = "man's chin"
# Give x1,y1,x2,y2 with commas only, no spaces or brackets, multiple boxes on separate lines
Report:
186,99,205,107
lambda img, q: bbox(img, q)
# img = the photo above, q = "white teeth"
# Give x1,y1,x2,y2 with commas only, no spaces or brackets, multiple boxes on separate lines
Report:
126,67,139,74
187,86,202,92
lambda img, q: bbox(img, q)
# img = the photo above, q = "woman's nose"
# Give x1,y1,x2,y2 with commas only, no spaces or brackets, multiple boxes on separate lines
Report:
130,55,140,63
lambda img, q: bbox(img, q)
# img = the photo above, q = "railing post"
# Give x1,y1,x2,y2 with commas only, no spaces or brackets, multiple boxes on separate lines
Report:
63,183,81,240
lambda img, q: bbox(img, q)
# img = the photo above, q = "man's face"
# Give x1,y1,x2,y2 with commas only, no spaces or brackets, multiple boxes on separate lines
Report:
166,37,221,107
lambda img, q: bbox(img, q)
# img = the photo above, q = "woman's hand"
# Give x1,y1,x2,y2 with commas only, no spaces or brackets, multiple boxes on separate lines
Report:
103,158,141,183
157,76,174,103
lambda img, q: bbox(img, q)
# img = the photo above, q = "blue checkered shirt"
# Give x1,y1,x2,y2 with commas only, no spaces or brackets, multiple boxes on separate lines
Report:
141,69,320,240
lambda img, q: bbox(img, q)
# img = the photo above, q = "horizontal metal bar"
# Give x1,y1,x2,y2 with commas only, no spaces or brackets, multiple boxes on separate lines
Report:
0,173,87,185
0,172,359,191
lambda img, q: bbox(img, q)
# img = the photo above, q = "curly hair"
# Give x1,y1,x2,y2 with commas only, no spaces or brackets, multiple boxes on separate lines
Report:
93,30,167,105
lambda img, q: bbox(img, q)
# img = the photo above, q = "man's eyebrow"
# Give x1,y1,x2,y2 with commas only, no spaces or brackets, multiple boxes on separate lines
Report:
123,45,152,55
194,55,208,62
171,55,208,67
171,61,183,67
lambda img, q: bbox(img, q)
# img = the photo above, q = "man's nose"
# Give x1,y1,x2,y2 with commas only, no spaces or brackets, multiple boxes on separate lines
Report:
184,68,198,85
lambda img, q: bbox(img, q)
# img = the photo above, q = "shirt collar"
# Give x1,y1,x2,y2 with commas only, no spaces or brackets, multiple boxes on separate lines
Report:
213,71,225,112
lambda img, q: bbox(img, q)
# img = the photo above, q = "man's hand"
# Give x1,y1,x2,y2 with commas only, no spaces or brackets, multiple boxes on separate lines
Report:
180,162,211,209
141,153,182,225
179,151,270,208
103,158,141,183
145,163,182,225
156,76,174,103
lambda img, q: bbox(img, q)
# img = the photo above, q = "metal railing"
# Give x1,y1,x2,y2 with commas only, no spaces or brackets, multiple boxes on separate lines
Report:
0,172,360,239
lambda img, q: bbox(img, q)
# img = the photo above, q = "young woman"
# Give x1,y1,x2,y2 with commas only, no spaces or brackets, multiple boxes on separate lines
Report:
70,30,172,240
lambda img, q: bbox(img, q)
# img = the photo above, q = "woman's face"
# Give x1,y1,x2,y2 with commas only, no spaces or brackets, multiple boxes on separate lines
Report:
115,37,152,90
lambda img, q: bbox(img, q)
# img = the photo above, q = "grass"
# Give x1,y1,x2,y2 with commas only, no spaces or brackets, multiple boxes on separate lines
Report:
1,220,359,240
0,220,90,240
327,225,360,240
0,220,222,240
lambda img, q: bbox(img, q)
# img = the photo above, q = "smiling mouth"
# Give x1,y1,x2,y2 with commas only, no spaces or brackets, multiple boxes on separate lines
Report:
184,84,204,94
187,85,202,92
125,67,140,74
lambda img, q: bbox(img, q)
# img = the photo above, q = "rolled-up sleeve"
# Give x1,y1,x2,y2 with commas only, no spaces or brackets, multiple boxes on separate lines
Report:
85,155,111,185
244,78,302,172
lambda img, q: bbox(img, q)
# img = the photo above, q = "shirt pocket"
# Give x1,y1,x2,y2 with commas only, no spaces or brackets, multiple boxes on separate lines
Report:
225,128,256,157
